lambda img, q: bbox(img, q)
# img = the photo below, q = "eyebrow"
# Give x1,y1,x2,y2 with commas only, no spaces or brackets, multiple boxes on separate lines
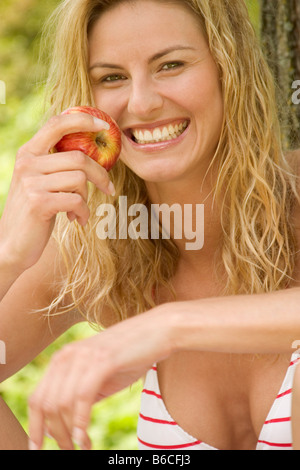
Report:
89,45,196,71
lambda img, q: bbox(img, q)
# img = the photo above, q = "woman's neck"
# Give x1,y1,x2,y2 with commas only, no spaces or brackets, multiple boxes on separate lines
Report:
145,170,224,270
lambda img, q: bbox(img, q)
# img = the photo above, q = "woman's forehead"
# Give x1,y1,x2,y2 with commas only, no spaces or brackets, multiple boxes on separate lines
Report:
88,0,206,59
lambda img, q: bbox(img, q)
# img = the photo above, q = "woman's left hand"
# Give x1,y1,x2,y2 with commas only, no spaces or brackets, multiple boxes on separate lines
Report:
28,307,174,450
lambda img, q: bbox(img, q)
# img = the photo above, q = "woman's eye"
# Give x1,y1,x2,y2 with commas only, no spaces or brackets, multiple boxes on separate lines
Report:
102,74,126,83
161,62,184,71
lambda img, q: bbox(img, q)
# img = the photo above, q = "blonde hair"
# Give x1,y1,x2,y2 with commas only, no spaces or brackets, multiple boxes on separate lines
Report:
41,0,299,325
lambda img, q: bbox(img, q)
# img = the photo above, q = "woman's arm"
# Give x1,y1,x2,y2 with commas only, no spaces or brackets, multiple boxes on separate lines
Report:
169,286,300,354
0,237,85,450
0,237,82,384
0,397,29,450
0,256,25,301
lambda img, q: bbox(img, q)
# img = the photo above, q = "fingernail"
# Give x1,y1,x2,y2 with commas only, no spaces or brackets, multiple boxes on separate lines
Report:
29,440,39,451
72,427,86,450
108,181,116,197
93,117,110,130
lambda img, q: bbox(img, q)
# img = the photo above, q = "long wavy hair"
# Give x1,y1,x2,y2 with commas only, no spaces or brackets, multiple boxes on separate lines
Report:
40,0,299,326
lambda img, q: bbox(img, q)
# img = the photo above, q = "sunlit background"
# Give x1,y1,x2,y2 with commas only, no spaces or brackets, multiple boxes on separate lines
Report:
0,0,260,450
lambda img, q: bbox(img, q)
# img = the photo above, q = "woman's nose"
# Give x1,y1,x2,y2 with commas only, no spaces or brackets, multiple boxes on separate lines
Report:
127,77,164,119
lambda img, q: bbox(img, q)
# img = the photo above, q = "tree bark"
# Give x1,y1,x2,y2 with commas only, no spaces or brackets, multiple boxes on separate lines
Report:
260,0,300,149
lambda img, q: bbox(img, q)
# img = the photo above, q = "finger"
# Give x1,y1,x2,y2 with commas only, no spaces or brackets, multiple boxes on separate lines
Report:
29,355,75,451
37,171,89,203
61,354,99,450
52,352,91,441
28,355,62,450
42,191,90,226
28,152,115,196
42,364,75,451
34,344,94,450
43,353,97,450
71,366,112,450
72,427,92,451
42,402,75,450
28,385,48,450
21,113,110,157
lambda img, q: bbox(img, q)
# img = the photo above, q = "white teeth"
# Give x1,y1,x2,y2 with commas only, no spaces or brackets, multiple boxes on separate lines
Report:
153,128,162,140
161,127,169,139
132,121,188,144
144,130,153,141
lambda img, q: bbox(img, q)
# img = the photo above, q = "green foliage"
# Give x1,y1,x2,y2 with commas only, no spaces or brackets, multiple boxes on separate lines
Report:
0,0,260,450
0,0,61,213
245,0,261,34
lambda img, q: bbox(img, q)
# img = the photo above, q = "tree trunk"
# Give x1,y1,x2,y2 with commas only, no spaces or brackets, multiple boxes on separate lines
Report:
260,0,300,149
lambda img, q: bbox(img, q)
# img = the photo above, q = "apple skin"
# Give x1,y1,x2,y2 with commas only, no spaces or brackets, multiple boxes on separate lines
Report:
55,106,122,171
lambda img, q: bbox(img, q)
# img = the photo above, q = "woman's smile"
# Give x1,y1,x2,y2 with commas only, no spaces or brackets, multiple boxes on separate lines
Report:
123,118,190,151
130,119,189,144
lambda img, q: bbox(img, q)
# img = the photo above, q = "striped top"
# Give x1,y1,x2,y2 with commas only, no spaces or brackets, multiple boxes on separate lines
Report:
137,353,300,450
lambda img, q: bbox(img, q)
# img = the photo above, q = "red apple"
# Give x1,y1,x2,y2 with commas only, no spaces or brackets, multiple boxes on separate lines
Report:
55,106,122,171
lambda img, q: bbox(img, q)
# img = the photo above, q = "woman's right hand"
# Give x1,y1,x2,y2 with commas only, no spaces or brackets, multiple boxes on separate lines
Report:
0,112,116,274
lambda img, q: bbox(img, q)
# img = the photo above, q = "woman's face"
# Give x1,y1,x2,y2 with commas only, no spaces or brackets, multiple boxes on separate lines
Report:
88,0,223,183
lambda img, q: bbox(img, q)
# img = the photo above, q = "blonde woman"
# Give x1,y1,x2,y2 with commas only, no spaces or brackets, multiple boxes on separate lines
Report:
1,0,300,451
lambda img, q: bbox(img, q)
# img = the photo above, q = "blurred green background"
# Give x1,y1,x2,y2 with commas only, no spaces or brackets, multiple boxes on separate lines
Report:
0,0,259,450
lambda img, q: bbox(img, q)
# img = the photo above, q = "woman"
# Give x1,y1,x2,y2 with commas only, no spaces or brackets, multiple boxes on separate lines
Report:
1,0,300,451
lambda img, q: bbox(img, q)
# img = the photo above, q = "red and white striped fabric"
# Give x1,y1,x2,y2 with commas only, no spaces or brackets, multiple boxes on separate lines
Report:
137,353,300,450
